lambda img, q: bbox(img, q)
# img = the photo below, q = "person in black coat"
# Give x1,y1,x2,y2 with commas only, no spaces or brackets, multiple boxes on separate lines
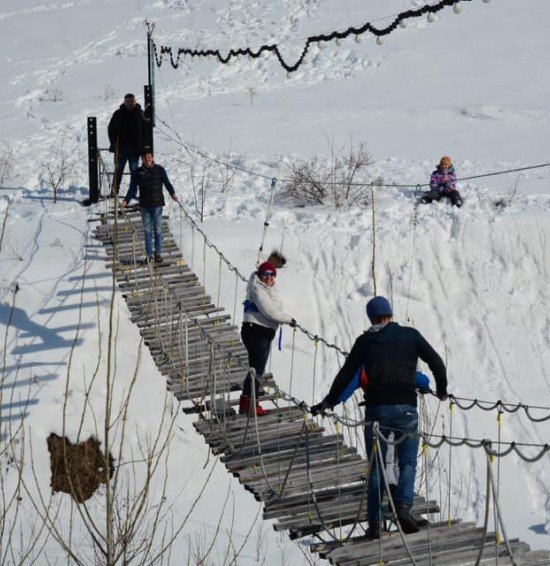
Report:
311,296,448,539
121,150,179,263
108,93,145,194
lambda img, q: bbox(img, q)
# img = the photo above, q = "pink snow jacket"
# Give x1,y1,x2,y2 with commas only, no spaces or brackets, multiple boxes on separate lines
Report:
429,165,457,194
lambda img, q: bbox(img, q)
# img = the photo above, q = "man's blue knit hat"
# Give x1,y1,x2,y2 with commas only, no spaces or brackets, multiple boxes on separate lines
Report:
366,296,393,322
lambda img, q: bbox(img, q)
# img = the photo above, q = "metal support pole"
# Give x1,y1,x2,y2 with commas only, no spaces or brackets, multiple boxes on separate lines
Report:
87,116,99,204
143,84,154,153
144,22,156,153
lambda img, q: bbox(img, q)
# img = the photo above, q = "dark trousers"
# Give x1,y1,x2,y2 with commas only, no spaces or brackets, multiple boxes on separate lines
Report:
113,145,139,192
241,323,274,398
422,189,462,207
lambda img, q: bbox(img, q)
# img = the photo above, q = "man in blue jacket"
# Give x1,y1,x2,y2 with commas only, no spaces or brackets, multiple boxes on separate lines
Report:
311,296,447,539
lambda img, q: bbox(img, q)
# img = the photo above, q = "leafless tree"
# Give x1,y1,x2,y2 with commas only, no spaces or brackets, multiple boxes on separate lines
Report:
188,151,213,222
39,137,78,203
0,285,49,565
217,153,237,194
0,143,17,189
283,139,375,209
10,236,213,564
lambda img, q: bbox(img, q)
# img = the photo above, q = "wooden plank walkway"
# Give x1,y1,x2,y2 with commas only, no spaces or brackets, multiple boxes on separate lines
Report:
94,208,550,566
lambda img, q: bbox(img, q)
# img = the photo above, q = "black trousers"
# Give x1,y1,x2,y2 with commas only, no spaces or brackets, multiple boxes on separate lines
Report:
241,323,275,398
421,189,462,207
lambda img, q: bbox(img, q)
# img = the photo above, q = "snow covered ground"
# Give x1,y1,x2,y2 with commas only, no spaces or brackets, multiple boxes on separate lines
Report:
1,0,549,563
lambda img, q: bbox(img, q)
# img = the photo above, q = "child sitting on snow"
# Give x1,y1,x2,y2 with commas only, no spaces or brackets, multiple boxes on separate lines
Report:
421,156,463,207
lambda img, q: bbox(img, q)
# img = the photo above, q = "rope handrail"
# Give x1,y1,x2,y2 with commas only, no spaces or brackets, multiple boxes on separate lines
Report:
172,199,349,358
99,182,545,566
330,390,550,426
152,0,473,74
104,202,319,500
100,139,548,464
99,141,550,427
157,116,550,189
374,426,550,462
170,188,550,418
447,393,550,415
419,390,550,423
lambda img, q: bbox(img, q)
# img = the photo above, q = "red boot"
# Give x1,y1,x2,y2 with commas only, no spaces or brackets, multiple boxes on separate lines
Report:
239,395,251,415
238,395,269,416
255,403,269,416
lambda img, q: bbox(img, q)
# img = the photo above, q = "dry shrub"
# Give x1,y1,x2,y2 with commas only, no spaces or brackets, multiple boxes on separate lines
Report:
283,140,375,209
47,433,114,503
0,143,17,189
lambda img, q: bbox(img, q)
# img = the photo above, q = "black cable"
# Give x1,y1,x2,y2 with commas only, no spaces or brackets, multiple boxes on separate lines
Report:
152,0,473,73
157,115,550,190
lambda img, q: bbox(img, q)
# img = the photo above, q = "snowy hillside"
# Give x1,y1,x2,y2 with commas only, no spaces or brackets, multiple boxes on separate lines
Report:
1,0,549,563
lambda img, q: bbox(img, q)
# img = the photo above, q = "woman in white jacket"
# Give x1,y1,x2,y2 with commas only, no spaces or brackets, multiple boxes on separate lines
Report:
240,261,295,415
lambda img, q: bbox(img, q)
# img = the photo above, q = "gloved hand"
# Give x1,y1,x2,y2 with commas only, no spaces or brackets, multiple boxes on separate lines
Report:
289,318,297,327
310,400,332,417
437,390,448,401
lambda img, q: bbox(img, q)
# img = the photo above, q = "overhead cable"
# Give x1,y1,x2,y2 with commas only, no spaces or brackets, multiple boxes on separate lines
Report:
157,116,550,189
152,0,475,74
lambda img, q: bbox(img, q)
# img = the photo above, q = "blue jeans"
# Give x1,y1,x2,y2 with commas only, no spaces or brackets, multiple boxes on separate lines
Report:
364,405,419,521
140,206,163,258
113,145,139,192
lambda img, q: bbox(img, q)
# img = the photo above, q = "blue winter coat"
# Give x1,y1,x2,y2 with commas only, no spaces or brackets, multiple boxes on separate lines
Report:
338,368,431,404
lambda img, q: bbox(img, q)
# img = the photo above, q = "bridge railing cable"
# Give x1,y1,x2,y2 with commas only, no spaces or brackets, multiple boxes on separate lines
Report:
157,116,550,188
166,177,550,422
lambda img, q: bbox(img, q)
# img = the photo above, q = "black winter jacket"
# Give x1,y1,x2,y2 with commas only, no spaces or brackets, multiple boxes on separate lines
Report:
125,164,175,208
108,103,144,153
324,322,447,407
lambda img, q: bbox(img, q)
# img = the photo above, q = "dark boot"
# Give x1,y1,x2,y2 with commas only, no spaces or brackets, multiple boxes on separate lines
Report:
154,253,163,264
412,511,429,527
365,520,381,540
238,395,250,415
396,504,419,534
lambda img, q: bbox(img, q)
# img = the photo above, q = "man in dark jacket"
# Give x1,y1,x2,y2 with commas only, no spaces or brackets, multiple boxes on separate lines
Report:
311,296,447,539
108,93,145,194
121,150,179,263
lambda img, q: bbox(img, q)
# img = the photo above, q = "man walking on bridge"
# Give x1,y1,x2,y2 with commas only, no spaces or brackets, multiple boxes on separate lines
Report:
311,296,447,539
108,93,145,195
121,150,179,264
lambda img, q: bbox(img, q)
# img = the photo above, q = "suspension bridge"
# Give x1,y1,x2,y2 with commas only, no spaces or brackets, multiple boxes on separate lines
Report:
92,203,550,565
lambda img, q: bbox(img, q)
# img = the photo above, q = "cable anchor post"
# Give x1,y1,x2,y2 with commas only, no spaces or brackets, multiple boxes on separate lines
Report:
256,177,277,267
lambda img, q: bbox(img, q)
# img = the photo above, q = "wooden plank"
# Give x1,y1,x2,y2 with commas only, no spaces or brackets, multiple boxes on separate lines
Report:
325,523,488,564
131,305,224,323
